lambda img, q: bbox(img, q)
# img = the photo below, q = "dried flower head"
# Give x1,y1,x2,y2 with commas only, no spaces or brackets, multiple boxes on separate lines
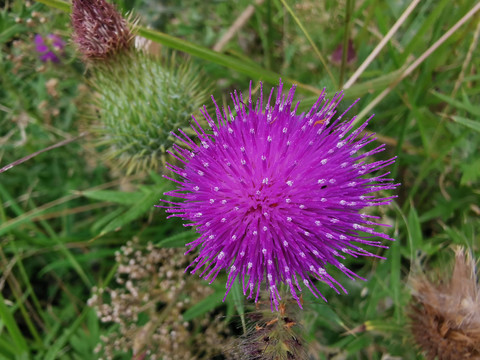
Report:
227,294,307,360
162,81,398,310
34,34,65,63
71,0,133,60
409,247,480,360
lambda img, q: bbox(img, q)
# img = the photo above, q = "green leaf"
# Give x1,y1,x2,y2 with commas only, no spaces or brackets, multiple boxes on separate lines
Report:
82,190,141,205
346,334,372,354
431,90,480,116
229,281,246,333
452,115,480,133
99,185,167,235
43,308,89,360
0,293,28,357
156,230,198,248
407,205,423,250
38,249,116,277
182,290,224,322
91,207,124,234
460,157,480,185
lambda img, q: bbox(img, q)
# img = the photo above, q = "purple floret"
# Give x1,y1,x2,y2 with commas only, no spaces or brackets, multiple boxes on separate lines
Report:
161,81,398,310
34,34,65,63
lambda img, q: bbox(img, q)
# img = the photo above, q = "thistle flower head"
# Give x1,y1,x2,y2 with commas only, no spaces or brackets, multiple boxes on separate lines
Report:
34,34,65,63
409,247,480,359
162,81,398,310
71,0,133,60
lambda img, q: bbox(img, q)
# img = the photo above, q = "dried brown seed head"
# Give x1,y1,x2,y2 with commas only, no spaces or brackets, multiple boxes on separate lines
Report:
409,247,480,360
71,0,133,60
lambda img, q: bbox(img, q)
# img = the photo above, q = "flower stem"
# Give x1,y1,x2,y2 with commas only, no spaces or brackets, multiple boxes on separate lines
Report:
339,0,355,87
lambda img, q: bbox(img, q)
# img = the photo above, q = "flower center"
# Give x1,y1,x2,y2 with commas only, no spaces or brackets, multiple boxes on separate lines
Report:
243,179,280,218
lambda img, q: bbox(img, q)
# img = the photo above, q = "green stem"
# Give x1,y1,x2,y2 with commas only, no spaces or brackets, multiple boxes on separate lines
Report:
339,0,355,87
278,0,337,88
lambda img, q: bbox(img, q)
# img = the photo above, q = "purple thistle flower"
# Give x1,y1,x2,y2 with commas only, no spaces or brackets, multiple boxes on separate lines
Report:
34,34,65,63
161,81,398,310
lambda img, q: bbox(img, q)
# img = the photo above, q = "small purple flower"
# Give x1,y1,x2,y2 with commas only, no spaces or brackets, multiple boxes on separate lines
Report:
331,38,357,66
34,34,65,63
162,81,398,310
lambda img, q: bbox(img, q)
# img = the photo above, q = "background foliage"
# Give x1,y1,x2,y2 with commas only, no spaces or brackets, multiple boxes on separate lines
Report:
0,0,479,359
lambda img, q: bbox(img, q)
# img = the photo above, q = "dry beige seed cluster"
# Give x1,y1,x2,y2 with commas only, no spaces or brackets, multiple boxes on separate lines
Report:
409,247,480,360
88,239,230,360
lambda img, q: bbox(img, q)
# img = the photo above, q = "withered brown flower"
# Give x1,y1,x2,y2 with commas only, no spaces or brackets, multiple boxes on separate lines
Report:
71,0,133,60
409,247,480,360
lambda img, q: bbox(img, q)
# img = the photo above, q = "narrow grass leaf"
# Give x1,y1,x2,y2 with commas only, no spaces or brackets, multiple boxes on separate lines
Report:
0,334,19,358
451,115,480,133
99,186,167,235
0,194,78,237
229,281,246,333
401,0,450,61
389,232,401,321
182,291,224,322
43,308,89,360
407,205,423,249
156,230,198,248
345,335,372,354
0,293,28,357
91,207,124,234
81,190,141,205
38,249,116,277
432,90,480,116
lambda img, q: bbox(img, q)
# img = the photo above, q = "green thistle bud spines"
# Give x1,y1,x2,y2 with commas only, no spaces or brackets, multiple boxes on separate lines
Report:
72,0,133,60
93,53,208,174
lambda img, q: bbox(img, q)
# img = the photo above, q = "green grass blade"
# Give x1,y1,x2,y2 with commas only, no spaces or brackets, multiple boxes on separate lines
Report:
278,0,336,87
156,230,198,248
0,194,78,237
43,308,89,360
81,190,141,205
0,335,19,358
99,185,167,235
229,281,246,333
182,290,224,322
452,115,480,133
432,90,480,116
0,293,29,357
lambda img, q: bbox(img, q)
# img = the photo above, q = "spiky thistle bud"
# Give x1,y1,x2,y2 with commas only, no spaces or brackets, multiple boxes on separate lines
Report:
227,295,307,360
409,247,480,360
71,0,207,174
